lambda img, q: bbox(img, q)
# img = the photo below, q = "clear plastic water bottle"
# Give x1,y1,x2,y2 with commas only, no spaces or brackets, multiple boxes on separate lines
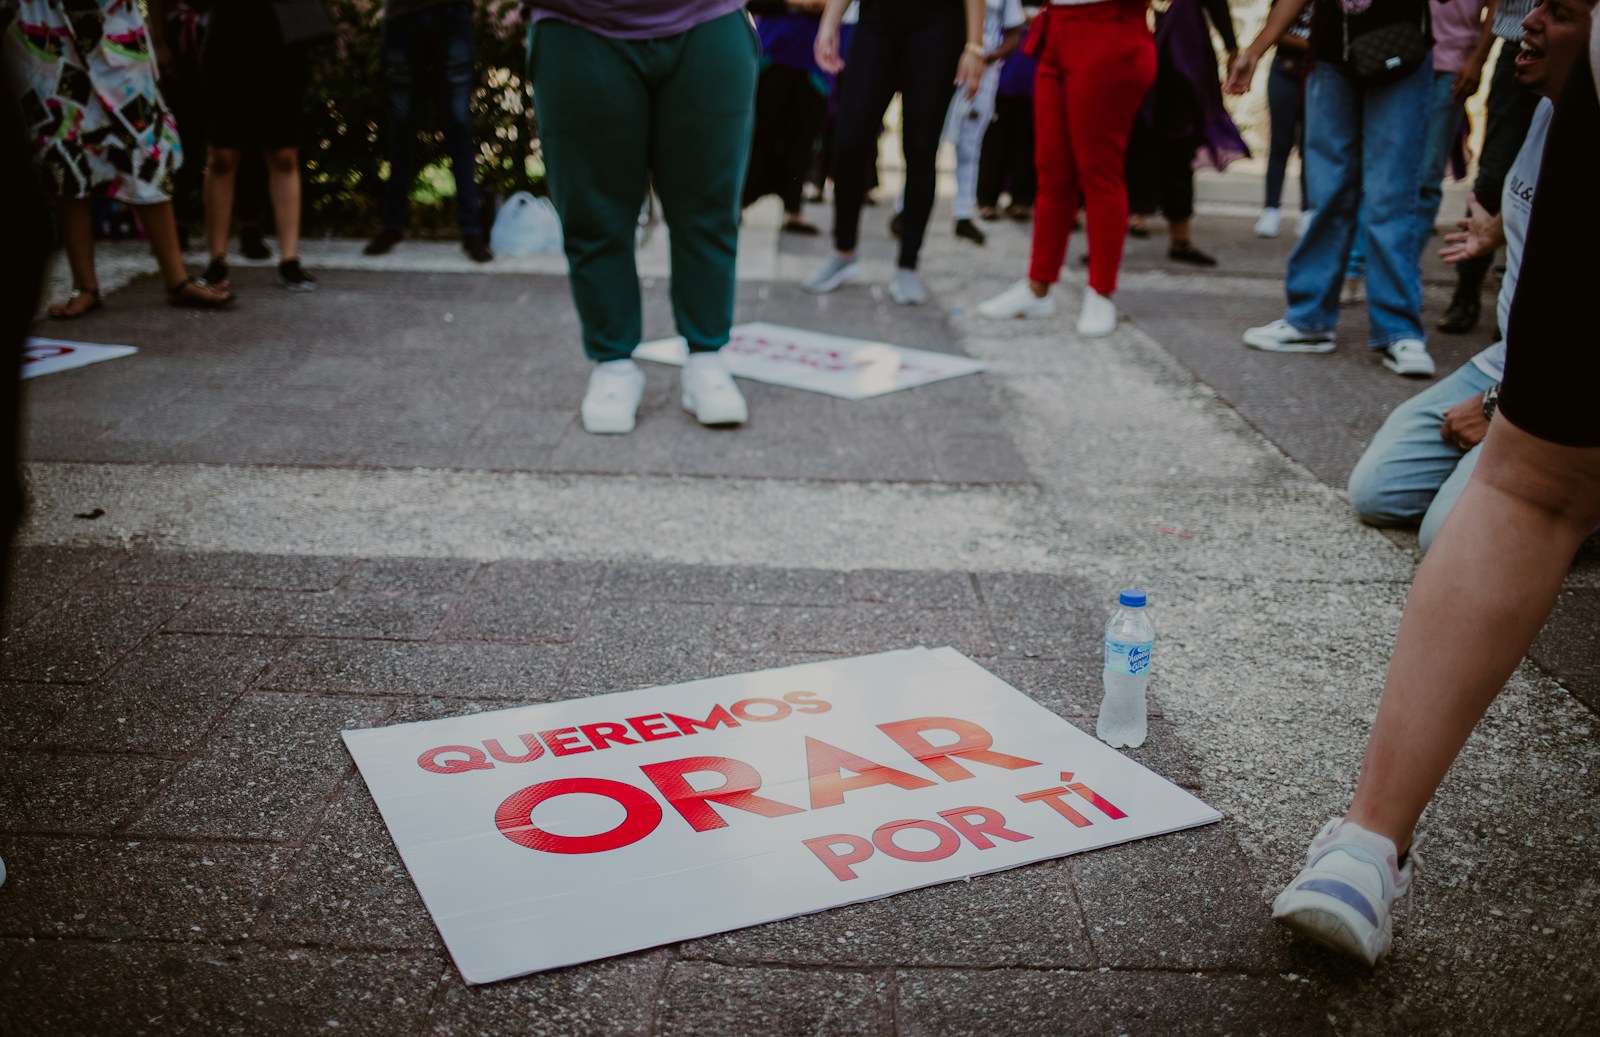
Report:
1098,589,1154,748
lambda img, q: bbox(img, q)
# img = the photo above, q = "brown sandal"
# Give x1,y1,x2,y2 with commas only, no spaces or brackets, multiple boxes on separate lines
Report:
47,286,102,320
167,277,232,309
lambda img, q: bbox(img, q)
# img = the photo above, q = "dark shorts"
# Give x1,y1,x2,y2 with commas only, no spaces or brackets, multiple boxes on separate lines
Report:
1497,58,1600,448
199,3,309,151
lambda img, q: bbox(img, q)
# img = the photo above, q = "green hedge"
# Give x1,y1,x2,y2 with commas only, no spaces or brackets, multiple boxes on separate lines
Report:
303,0,542,235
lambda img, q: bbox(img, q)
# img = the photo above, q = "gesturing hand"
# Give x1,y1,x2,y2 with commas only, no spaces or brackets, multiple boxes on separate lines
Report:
1224,51,1259,95
1439,193,1504,265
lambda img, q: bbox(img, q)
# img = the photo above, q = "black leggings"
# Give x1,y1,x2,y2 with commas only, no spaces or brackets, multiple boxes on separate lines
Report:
977,94,1036,209
830,3,964,268
1497,58,1600,448
745,64,828,215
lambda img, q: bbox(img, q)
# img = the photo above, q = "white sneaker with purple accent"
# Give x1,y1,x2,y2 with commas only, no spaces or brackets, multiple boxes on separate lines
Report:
1271,818,1416,967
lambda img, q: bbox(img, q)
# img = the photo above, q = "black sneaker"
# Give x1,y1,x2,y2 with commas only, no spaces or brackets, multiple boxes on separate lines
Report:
239,225,271,260
1168,241,1217,267
954,218,986,245
364,227,403,256
1437,290,1480,334
202,256,231,289
888,211,903,240
462,232,494,263
278,259,317,293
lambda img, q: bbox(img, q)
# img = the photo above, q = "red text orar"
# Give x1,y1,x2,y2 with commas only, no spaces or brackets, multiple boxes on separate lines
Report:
494,716,1041,855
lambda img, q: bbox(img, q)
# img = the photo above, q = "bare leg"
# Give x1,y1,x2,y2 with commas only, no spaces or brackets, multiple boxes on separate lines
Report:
205,146,241,261
1167,217,1192,246
58,196,98,290
1344,415,1600,853
265,147,301,261
133,200,190,288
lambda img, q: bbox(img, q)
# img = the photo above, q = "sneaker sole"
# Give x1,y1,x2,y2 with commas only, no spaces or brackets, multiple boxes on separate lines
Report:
582,412,637,435
1271,893,1388,967
1077,320,1117,338
977,304,1055,321
1382,358,1436,378
1243,331,1335,354
681,394,747,426
279,281,318,293
803,267,862,295
889,287,927,306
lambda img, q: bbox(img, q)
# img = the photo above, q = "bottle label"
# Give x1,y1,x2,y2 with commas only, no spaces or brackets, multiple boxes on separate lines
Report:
1104,639,1152,676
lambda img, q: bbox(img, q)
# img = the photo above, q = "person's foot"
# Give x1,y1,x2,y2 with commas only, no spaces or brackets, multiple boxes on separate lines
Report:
977,279,1055,320
888,211,904,240
582,358,647,434
1168,241,1217,266
1076,288,1117,337
364,227,404,256
46,286,101,319
803,255,863,295
1243,319,1336,354
954,218,986,245
978,205,1000,222
1382,338,1436,378
1271,818,1415,967
1437,289,1481,334
239,224,272,260
1340,278,1366,308
278,258,317,293
889,268,928,306
1127,216,1151,239
1297,209,1316,238
681,351,748,426
202,256,231,290
1006,204,1032,222
805,186,826,204
781,217,821,236
1254,207,1282,238
166,277,232,309
462,233,494,263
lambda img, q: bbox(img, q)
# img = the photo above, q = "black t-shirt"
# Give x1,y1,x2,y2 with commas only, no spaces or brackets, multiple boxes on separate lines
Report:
1310,0,1433,66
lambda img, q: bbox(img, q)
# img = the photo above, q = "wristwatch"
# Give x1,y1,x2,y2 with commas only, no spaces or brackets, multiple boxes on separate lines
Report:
1482,383,1500,423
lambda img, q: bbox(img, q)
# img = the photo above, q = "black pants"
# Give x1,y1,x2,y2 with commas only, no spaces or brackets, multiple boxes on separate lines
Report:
745,64,828,215
1125,117,1195,223
1455,43,1539,295
977,94,1036,209
1497,57,1600,448
830,3,964,268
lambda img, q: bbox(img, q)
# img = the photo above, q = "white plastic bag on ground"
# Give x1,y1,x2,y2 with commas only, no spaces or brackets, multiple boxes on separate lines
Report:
490,192,563,256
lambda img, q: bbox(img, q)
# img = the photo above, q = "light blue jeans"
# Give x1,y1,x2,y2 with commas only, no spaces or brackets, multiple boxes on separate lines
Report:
1347,360,1495,552
1287,58,1431,347
1346,69,1463,282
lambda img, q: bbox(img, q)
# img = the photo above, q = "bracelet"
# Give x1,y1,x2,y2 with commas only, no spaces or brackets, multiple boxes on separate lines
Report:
964,42,985,57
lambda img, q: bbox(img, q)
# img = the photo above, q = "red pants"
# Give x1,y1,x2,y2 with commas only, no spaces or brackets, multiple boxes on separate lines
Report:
1028,1,1156,296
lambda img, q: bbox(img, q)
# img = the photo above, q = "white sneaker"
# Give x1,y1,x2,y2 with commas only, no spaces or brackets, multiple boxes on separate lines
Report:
581,359,646,435
1383,338,1436,378
1340,278,1366,308
1297,209,1316,238
889,268,927,306
977,279,1056,320
1272,818,1416,967
803,255,863,294
1076,289,1117,337
1254,207,1282,238
680,351,748,426
1243,318,1335,353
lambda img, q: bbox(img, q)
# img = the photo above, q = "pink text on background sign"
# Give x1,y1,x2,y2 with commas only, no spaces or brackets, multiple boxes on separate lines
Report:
726,333,948,378
493,716,1045,855
417,691,832,775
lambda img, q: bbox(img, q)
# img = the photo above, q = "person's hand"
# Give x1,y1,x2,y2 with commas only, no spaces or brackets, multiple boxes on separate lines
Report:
1224,51,1259,95
1439,192,1502,265
1225,49,1239,74
814,19,844,74
1451,57,1483,103
791,0,828,13
956,49,985,98
1439,394,1490,451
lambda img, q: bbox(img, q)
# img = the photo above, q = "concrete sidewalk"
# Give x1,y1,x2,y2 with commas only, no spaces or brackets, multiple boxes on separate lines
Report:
5,186,1597,1036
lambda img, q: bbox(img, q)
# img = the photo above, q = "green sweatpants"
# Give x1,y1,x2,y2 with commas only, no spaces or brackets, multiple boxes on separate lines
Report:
528,12,759,363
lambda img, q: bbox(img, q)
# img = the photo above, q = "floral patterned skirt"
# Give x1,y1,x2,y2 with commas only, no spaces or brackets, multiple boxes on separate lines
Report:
3,0,184,202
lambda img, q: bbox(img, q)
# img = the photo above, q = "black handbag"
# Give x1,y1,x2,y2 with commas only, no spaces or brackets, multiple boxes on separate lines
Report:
1342,7,1430,87
272,0,337,47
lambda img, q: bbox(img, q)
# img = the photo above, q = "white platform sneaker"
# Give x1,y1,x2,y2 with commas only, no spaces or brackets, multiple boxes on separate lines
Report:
581,359,646,435
1076,289,1118,338
977,279,1056,320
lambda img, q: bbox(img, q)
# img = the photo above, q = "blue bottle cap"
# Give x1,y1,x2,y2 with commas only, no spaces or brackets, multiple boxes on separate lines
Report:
1118,589,1148,608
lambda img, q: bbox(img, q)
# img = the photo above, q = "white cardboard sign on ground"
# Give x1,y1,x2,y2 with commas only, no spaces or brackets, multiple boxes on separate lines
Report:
345,648,1219,984
634,322,985,399
22,338,138,379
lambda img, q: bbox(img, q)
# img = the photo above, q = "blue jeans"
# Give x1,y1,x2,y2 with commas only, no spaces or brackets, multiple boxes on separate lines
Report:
1346,359,1495,552
1346,69,1462,281
1264,49,1307,211
1286,58,1431,347
380,1,482,235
